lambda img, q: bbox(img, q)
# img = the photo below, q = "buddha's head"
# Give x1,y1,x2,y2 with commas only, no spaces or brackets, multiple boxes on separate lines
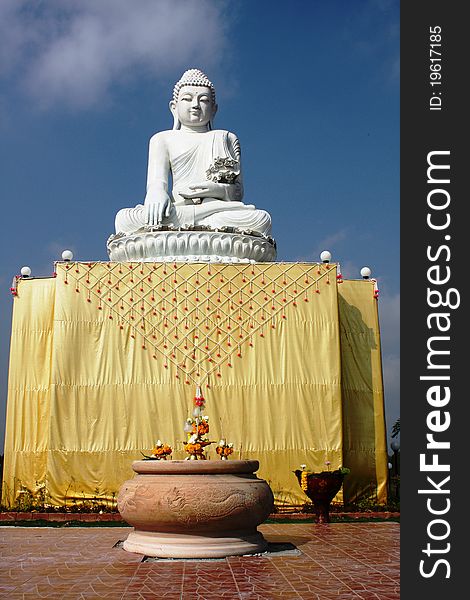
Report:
170,69,217,130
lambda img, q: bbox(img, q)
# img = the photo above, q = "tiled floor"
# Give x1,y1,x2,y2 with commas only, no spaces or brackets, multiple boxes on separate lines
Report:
0,523,399,599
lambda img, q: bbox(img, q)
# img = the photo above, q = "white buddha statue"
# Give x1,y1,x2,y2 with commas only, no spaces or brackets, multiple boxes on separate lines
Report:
114,69,272,238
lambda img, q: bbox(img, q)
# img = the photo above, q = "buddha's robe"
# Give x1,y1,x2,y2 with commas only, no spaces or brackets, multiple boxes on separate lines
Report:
115,130,272,236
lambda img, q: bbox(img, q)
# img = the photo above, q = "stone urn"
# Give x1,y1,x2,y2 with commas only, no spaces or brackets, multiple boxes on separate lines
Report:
118,460,274,558
294,469,345,523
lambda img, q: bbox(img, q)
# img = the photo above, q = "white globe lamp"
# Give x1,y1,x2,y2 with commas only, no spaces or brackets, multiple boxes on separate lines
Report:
62,250,74,261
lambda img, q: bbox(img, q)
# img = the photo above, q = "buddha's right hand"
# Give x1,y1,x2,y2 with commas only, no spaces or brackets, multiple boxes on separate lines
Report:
145,199,172,225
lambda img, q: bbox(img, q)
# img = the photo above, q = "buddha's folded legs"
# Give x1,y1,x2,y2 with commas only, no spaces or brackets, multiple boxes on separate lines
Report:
115,205,147,234
197,207,272,236
115,202,272,237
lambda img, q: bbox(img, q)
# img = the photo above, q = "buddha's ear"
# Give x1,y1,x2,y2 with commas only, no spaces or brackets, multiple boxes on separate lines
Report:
169,100,180,130
209,102,218,130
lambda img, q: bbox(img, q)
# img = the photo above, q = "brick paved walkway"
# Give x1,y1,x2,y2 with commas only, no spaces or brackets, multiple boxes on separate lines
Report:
0,523,399,599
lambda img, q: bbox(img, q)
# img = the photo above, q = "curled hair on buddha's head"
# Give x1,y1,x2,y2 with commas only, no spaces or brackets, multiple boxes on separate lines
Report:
173,69,216,103
171,68,217,130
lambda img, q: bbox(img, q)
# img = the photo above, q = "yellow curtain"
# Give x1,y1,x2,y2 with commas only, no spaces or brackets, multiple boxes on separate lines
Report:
338,279,388,504
2,278,55,505
2,262,386,507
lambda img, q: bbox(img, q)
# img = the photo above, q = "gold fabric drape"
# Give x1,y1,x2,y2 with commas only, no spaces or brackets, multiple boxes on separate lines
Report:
338,280,388,504
3,263,387,506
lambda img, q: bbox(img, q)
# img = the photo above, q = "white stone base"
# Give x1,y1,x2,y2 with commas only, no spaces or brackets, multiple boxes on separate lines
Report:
123,529,268,558
106,228,277,263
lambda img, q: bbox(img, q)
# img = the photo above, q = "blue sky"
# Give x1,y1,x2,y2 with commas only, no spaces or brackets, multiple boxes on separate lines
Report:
0,0,399,447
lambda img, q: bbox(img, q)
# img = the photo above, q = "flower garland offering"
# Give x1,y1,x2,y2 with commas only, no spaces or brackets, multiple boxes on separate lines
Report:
298,462,351,491
300,464,308,491
206,157,240,184
151,440,172,460
184,434,211,460
183,388,213,460
142,440,172,460
192,417,210,437
215,439,234,460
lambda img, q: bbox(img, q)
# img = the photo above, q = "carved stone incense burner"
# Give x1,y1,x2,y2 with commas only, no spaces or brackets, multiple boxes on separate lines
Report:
118,459,274,558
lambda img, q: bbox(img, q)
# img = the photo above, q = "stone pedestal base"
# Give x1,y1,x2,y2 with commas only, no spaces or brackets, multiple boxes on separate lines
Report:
107,228,277,263
123,529,268,559
117,460,274,558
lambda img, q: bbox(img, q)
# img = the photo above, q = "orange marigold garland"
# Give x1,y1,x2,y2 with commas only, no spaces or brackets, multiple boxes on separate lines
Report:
215,439,234,460
142,439,172,460
183,388,213,460
300,464,308,491
193,420,209,436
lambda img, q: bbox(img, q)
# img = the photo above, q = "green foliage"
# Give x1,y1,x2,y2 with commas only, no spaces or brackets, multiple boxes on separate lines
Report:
391,417,400,438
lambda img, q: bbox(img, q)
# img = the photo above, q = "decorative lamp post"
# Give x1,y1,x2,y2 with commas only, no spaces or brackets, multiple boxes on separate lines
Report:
20,266,32,278
360,266,372,279
387,462,393,497
320,250,332,264
390,438,400,499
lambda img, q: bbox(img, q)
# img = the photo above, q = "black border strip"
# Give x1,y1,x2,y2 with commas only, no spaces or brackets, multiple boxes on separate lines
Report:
401,2,466,596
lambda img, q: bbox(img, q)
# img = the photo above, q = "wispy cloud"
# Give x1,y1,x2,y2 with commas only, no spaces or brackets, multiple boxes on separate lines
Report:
344,0,399,86
293,228,350,263
338,260,360,281
378,291,400,436
0,0,229,110
315,229,348,255
378,291,400,354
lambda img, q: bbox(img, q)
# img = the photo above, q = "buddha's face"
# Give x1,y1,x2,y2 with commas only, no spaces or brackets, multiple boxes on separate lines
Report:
170,85,217,128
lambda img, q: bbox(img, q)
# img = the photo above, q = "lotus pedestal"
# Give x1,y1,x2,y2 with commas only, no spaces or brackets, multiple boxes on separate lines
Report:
107,229,277,263
117,460,274,558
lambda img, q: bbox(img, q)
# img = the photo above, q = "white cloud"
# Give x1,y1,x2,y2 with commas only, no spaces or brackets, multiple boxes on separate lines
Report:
1,0,228,110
